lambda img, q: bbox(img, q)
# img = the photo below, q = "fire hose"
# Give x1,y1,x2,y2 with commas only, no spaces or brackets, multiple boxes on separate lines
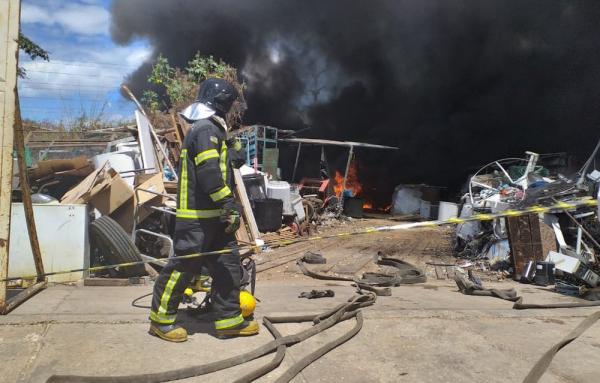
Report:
46,293,376,383
296,253,427,296
455,273,600,382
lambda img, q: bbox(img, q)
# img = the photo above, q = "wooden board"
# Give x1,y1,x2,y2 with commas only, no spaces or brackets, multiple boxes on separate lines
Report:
233,169,260,242
0,0,21,309
507,214,544,280
84,277,149,286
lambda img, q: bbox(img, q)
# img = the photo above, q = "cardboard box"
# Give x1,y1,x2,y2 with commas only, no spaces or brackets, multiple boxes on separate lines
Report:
110,172,166,233
61,164,134,215
90,174,133,216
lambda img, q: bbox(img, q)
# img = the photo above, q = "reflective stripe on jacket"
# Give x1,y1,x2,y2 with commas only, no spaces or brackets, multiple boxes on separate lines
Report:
176,118,234,219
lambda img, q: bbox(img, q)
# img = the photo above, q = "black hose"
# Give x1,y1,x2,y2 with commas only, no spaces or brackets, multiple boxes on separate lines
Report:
46,293,376,383
131,292,153,309
295,255,426,296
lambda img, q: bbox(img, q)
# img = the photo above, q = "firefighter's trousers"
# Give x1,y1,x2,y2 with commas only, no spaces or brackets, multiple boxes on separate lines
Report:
150,218,243,330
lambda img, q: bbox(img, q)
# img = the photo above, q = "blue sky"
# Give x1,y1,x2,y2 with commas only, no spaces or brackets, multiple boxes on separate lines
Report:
18,0,151,124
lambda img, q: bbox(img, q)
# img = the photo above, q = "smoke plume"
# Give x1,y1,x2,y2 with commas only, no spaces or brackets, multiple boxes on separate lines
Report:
111,0,600,198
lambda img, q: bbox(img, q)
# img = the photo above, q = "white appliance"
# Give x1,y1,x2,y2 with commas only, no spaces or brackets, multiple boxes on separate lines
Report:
8,204,89,283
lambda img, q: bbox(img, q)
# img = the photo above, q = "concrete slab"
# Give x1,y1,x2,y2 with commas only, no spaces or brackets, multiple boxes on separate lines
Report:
1,273,599,382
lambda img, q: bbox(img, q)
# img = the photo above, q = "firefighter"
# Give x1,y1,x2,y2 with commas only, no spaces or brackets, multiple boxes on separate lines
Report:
149,78,259,342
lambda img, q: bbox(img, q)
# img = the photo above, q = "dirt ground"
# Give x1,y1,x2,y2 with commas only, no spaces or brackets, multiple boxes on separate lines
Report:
255,218,456,280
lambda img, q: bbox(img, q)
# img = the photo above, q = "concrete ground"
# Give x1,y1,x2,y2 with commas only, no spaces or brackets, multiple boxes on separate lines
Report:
1,223,599,382
2,279,600,382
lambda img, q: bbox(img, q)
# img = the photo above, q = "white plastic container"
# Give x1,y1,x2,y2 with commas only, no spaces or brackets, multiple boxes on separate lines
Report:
267,180,293,215
438,201,459,221
291,193,306,222
92,152,137,188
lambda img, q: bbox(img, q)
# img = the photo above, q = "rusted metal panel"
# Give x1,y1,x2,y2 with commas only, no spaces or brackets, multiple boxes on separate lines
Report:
507,214,544,280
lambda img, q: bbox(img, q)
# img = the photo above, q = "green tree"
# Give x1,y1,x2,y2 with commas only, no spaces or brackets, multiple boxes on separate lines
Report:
142,52,245,126
17,33,49,78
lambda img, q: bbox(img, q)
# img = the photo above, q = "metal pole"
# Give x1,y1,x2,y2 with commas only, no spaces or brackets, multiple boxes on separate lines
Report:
342,145,354,196
578,138,600,186
291,143,302,182
552,198,600,250
576,227,583,256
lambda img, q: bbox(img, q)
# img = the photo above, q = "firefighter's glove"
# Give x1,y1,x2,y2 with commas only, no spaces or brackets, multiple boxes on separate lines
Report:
226,137,242,151
221,201,241,234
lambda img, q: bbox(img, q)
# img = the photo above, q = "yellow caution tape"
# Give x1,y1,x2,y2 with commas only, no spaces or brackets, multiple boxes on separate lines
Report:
2,197,597,283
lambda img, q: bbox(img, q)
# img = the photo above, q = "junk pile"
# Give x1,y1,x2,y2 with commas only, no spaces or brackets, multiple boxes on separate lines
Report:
16,90,393,281
15,109,176,282
452,146,600,300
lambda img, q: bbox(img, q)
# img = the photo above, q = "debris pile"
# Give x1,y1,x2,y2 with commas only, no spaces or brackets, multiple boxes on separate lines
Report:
452,147,600,299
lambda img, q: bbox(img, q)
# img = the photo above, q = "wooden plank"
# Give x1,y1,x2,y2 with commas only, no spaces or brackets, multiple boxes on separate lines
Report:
235,213,251,244
169,111,183,146
84,278,129,286
14,97,45,281
0,0,21,310
2,281,46,315
84,277,150,286
233,169,260,241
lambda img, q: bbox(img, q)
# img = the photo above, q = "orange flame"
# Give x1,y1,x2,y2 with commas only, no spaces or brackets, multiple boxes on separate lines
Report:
332,160,362,198
332,160,383,211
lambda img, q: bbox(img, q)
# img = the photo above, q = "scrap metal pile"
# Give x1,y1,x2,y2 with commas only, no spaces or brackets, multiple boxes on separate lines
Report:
453,145,600,299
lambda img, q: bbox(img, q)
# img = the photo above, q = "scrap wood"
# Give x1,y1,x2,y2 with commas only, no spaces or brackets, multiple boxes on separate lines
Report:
29,156,90,181
14,96,45,283
233,168,260,242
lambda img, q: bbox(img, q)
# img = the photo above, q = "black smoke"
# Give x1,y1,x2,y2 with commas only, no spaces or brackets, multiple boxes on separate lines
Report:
111,0,600,200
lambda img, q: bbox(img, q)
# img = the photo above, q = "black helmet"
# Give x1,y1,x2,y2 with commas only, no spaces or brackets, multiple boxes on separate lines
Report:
196,78,239,118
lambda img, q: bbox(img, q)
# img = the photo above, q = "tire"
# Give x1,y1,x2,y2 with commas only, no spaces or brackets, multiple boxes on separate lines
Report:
89,216,146,277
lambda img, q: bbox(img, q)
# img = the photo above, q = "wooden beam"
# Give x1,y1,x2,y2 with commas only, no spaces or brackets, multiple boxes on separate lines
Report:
0,0,22,310
2,281,46,315
233,169,261,243
14,96,45,282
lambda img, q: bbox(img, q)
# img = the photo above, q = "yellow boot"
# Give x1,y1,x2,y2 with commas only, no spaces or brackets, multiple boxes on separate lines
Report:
215,320,259,339
149,322,188,342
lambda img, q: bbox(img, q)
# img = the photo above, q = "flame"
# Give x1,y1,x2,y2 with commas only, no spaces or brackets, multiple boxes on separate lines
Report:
332,160,385,211
332,160,362,198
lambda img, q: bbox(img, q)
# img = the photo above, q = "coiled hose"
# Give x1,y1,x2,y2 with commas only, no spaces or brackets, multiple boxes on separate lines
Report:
47,293,376,383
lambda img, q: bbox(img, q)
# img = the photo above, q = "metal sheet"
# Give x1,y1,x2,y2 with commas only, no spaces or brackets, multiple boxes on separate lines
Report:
8,204,89,283
135,110,158,173
278,137,399,150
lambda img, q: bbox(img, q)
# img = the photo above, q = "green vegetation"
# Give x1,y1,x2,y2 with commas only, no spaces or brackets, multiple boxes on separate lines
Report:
141,52,245,126
17,33,49,78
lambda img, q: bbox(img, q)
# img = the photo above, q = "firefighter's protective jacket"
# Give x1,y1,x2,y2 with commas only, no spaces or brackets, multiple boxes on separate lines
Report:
176,118,234,219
